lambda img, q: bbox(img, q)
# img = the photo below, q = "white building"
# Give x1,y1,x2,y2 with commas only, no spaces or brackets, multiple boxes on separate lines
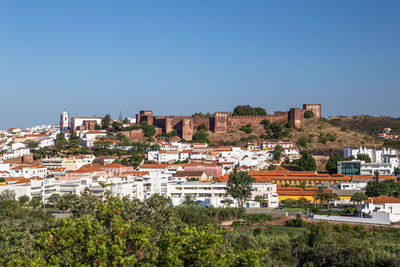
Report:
167,182,278,208
344,146,400,164
35,137,55,148
79,130,107,147
10,165,48,179
358,196,400,223
142,172,169,199
338,160,394,176
0,176,145,203
384,155,400,169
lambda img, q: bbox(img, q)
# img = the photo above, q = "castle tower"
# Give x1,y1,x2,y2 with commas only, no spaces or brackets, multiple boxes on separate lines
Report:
289,108,301,128
213,112,229,134
182,117,193,140
303,104,321,119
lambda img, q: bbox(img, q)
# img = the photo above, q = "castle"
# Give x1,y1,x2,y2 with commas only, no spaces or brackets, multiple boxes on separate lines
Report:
136,104,321,140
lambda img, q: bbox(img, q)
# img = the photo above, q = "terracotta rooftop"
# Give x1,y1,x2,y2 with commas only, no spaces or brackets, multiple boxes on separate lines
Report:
173,171,206,178
366,196,400,204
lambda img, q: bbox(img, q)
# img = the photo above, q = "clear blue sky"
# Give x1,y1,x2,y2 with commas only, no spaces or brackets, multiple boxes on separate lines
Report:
1,0,399,129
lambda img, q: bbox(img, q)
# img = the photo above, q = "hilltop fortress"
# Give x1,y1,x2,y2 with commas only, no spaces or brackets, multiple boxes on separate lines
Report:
135,104,321,140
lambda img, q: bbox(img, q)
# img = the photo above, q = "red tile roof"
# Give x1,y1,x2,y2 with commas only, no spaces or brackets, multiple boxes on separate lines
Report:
366,197,400,204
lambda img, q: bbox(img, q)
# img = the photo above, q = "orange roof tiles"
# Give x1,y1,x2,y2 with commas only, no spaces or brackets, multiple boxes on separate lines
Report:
103,163,126,168
366,197,400,204
277,186,332,196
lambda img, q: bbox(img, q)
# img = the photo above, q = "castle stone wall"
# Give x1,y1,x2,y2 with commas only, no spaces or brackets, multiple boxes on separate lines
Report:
135,103,320,139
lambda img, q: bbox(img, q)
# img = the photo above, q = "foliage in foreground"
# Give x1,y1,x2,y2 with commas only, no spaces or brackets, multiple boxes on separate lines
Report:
2,190,400,266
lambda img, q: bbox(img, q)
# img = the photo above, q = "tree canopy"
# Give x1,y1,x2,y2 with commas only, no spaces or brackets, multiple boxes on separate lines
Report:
294,151,316,171
226,170,254,206
101,114,112,130
233,105,266,116
304,110,314,119
356,153,371,163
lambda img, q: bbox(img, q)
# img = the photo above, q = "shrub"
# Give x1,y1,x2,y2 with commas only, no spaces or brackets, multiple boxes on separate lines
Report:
239,124,253,134
286,214,305,227
304,110,314,119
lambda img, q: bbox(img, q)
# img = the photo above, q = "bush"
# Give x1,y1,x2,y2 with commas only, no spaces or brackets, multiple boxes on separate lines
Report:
253,228,262,236
297,137,308,147
239,124,253,134
281,198,298,208
243,214,273,224
304,110,314,119
342,223,352,232
142,124,156,137
286,214,305,227
197,123,208,131
192,130,209,143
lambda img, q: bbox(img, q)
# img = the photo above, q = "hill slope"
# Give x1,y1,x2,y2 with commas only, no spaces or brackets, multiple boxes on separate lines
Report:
328,115,400,136
207,118,383,155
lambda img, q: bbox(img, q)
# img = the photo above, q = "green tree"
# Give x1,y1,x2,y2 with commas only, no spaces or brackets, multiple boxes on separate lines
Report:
357,153,371,163
366,177,400,197
197,123,208,131
0,190,16,201
220,198,234,207
304,110,314,119
226,170,254,207
142,124,156,137
27,142,39,149
239,124,253,134
192,130,209,143
296,136,308,147
29,196,43,209
181,195,198,206
150,144,161,151
18,195,30,205
101,114,112,130
295,151,316,171
260,119,271,127
112,121,123,131
325,155,342,174
55,133,67,150
68,133,80,148
233,105,266,116
270,122,283,139
273,145,283,161
351,192,368,204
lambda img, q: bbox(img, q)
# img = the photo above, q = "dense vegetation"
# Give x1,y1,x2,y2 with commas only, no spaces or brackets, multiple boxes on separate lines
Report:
233,105,267,116
1,188,400,266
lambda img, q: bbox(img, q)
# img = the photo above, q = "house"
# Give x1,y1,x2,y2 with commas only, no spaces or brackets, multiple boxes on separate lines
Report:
79,130,107,147
167,182,278,208
10,164,48,178
172,171,208,182
337,160,394,175
102,163,134,177
358,196,400,223
61,157,85,171
184,163,223,178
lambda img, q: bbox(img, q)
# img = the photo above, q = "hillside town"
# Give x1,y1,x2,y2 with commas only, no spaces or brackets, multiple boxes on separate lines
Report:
2,1,400,265
1,106,400,225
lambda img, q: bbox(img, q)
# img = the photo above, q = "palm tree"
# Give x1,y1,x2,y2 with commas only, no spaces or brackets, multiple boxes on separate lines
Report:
326,193,339,209
182,195,198,206
314,187,326,207
221,198,234,207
